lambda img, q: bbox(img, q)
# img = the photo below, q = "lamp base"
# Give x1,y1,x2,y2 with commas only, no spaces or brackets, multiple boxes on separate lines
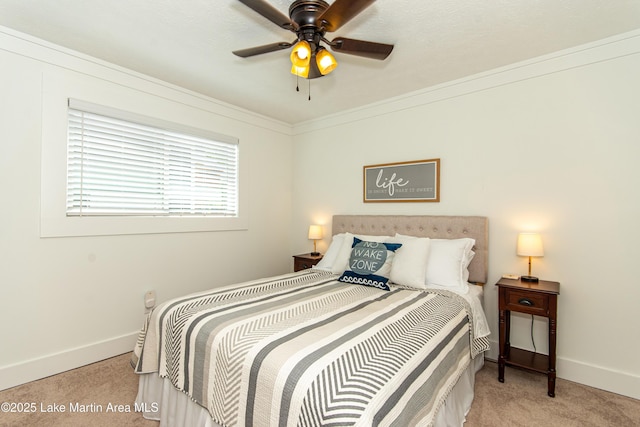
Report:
310,252,320,256
520,275,539,283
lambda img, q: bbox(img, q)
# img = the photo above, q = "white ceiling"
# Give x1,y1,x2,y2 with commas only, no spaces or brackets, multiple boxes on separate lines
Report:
1,0,640,125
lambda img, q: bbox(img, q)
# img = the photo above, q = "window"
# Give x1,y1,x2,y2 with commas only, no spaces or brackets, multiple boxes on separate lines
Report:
66,100,238,218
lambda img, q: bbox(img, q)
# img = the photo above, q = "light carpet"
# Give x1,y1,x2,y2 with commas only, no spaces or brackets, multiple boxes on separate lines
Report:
0,353,638,426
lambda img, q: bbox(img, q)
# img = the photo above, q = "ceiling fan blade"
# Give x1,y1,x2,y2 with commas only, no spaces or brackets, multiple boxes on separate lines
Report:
331,37,393,60
233,41,294,58
318,0,376,32
237,0,297,31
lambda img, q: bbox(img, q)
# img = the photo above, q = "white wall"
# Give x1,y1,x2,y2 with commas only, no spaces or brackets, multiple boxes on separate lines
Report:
2,23,639,400
291,31,640,399
0,28,293,390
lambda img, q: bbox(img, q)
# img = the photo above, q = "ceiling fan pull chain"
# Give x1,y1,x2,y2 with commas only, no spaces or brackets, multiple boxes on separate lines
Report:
296,73,300,92
308,79,311,101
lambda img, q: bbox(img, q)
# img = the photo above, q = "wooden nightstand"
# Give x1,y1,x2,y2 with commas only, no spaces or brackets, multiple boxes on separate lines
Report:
293,253,323,272
497,277,560,397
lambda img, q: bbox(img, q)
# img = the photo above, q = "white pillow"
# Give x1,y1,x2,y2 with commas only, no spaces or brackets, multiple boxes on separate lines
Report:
313,233,346,271
387,235,431,289
424,238,476,294
331,232,391,274
462,250,475,283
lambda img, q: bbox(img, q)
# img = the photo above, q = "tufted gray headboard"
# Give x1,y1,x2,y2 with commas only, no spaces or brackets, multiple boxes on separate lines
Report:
332,215,488,284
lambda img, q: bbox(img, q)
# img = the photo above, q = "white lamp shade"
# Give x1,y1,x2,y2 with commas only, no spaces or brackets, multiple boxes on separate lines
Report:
517,233,544,257
308,225,323,240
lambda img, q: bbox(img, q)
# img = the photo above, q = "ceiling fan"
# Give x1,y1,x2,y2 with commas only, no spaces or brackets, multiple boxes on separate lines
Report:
233,0,394,79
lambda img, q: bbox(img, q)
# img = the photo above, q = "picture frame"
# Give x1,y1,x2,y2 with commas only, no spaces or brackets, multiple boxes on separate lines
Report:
363,158,440,203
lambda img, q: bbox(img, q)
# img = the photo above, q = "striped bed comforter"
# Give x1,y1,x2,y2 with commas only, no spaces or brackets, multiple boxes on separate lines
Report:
132,269,489,427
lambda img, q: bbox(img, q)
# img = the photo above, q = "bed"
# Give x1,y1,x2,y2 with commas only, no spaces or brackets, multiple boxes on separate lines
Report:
132,215,490,426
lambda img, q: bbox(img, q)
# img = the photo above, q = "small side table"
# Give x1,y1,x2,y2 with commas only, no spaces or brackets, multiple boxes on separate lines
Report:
497,277,560,397
293,253,323,272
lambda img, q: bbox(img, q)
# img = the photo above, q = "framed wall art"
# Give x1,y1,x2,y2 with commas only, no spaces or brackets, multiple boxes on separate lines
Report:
363,158,440,203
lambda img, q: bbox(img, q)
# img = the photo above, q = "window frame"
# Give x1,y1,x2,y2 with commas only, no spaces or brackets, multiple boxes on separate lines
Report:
40,84,248,238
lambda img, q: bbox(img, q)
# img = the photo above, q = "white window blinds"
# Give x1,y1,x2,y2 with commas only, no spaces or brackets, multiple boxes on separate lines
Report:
66,100,238,217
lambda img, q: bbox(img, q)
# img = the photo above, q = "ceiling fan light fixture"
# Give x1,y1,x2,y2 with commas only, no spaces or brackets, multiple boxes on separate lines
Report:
316,47,337,75
235,0,394,84
290,40,311,67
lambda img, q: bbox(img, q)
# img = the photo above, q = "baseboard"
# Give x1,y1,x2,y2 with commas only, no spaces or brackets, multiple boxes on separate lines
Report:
558,357,640,400
0,331,138,391
486,338,640,399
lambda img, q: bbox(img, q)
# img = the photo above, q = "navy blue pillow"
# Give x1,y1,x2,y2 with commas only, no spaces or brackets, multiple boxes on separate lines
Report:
338,238,402,291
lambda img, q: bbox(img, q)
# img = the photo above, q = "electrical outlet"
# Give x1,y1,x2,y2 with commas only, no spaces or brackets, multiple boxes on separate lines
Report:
144,290,156,309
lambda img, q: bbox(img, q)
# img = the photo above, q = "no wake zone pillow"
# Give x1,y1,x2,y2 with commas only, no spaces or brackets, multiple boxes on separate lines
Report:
338,238,402,291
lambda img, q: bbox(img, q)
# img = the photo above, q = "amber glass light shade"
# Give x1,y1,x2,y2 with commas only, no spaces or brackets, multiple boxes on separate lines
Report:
290,40,311,68
316,48,337,75
291,63,309,78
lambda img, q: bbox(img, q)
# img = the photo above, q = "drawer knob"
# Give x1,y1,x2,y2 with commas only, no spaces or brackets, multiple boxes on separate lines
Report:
518,298,534,307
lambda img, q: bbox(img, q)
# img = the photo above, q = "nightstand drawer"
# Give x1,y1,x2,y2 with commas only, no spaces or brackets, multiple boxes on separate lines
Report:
504,289,549,315
294,259,316,271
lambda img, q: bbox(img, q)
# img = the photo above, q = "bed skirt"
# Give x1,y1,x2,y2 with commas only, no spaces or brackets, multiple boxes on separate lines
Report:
135,355,485,427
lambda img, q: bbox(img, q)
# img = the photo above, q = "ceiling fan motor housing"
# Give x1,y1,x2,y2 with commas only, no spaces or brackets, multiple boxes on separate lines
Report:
289,0,328,47
289,0,328,28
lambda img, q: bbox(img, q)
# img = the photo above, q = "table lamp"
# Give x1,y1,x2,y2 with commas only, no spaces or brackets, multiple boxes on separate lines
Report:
517,232,544,282
308,225,323,256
